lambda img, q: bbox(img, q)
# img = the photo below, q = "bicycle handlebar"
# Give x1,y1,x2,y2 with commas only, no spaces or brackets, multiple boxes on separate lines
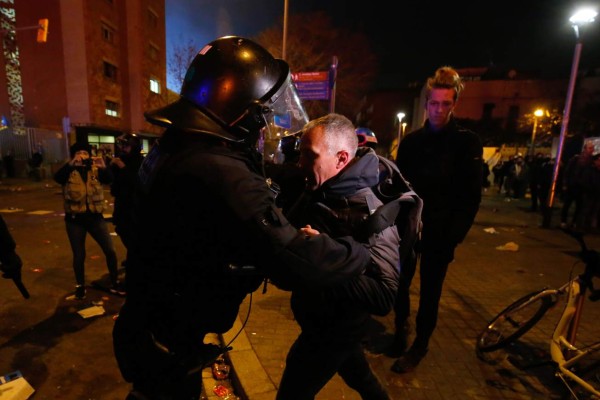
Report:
560,227,600,301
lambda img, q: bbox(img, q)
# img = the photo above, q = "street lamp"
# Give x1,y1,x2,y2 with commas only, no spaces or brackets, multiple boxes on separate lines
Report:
397,112,405,145
529,108,544,156
542,7,597,228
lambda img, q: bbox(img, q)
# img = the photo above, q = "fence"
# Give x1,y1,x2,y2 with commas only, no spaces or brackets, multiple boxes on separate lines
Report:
0,127,69,179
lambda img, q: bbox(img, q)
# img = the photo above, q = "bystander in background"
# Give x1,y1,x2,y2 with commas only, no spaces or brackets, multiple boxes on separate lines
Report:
53,142,124,299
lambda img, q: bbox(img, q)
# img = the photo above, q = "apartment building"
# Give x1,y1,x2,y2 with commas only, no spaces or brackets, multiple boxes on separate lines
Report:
0,0,166,176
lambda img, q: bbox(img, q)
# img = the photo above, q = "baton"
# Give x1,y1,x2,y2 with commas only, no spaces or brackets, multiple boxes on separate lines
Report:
12,276,30,299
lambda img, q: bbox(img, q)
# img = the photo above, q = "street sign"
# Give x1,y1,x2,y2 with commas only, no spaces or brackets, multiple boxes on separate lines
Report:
291,71,330,101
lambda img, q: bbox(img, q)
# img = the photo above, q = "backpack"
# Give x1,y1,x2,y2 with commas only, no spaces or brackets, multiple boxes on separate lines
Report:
363,156,423,268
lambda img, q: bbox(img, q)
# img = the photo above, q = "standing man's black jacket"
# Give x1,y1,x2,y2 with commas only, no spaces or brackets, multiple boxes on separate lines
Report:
397,118,482,249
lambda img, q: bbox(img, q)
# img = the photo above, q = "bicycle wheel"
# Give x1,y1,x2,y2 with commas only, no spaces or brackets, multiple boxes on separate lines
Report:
476,289,557,353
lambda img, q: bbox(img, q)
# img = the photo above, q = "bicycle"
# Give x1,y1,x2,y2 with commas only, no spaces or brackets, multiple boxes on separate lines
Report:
476,228,600,399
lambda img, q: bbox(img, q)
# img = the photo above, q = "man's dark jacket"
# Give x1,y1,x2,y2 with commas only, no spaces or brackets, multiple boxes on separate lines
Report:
286,147,400,341
397,118,482,249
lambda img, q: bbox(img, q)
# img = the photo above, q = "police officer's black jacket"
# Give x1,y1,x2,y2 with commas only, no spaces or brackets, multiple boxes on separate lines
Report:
118,129,370,358
397,118,482,249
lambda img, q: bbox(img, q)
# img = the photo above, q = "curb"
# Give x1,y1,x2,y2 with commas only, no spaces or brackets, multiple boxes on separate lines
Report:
221,315,277,400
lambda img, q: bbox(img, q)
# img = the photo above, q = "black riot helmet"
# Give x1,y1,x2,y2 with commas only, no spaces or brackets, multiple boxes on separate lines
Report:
145,36,308,143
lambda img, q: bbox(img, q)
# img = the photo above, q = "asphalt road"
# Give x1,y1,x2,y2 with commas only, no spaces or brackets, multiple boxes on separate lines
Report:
0,179,130,399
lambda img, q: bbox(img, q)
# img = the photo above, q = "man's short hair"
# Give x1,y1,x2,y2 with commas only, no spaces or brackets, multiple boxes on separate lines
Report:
303,113,358,156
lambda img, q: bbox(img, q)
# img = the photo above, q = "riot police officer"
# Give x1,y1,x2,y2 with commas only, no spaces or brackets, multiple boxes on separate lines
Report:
113,36,371,400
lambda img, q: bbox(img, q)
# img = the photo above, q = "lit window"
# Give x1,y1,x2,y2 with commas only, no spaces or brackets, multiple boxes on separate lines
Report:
150,78,160,94
105,100,119,117
103,61,118,81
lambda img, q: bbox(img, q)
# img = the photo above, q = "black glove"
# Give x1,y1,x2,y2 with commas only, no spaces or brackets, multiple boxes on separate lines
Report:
1,251,22,280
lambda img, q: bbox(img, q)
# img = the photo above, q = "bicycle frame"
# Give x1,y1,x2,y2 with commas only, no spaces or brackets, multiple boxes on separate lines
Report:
550,274,600,397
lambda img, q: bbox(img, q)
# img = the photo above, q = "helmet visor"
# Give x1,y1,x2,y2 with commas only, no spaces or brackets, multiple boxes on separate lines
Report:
261,72,308,141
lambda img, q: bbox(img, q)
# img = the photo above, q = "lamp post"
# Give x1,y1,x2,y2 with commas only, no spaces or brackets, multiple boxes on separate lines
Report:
542,7,597,228
282,0,288,59
529,108,544,156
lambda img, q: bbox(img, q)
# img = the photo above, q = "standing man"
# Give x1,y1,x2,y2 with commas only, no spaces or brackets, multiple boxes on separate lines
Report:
276,114,400,400
112,36,372,400
54,142,124,299
110,133,144,270
560,141,595,228
391,66,483,373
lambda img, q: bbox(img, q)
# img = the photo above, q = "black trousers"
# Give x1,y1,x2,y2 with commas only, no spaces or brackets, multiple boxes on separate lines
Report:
394,244,455,349
114,301,205,400
277,332,389,400
561,186,583,225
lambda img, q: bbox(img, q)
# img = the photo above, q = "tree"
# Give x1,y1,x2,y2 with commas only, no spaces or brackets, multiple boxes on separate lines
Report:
254,12,377,120
516,108,562,147
167,36,199,92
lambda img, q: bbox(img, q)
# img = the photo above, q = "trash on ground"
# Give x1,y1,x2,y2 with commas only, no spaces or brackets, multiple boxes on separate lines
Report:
212,356,230,380
496,242,519,251
483,227,499,234
26,210,52,215
213,384,231,397
77,305,105,319
0,208,24,213
0,370,35,400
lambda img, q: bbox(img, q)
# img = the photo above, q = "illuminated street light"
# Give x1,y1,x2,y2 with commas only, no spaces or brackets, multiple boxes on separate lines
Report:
542,7,597,228
397,112,406,145
529,108,545,156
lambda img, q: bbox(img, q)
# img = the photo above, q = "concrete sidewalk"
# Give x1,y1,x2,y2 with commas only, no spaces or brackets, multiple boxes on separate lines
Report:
223,190,600,399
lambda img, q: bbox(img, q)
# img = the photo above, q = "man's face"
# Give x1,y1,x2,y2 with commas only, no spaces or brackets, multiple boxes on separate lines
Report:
120,143,132,155
583,142,595,157
76,150,90,160
426,88,456,130
298,126,341,191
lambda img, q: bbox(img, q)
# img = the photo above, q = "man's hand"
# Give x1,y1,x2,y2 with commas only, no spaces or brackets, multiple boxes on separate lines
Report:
110,157,126,169
92,157,106,169
300,225,320,237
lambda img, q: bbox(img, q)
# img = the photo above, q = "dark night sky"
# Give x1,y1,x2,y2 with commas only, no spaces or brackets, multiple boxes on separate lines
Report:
165,0,600,90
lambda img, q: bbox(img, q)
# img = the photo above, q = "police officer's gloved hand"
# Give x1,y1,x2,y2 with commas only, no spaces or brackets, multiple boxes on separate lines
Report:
1,251,23,280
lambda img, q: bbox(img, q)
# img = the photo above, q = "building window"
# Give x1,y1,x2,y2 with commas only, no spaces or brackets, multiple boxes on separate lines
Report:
105,100,119,117
147,9,158,28
101,23,115,43
103,61,118,81
150,78,160,94
506,105,520,132
482,103,495,121
88,135,116,157
148,43,159,61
